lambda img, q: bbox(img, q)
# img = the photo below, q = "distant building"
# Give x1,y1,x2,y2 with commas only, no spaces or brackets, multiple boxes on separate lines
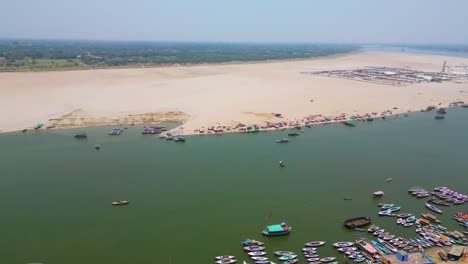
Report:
381,251,435,264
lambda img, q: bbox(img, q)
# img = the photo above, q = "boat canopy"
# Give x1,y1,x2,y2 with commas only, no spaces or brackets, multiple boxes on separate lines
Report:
267,224,284,232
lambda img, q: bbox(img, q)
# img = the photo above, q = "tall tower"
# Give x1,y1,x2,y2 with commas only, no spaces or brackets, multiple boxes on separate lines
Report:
442,61,446,73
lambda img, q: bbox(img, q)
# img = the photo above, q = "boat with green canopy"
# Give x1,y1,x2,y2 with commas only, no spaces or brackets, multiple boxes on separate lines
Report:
262,222,291,236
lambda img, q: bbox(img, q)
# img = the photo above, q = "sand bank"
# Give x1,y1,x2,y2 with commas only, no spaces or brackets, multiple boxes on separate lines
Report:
1,51,467,134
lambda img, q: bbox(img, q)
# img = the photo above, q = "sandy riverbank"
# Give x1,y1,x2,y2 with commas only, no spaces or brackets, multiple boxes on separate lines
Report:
1,51,467,134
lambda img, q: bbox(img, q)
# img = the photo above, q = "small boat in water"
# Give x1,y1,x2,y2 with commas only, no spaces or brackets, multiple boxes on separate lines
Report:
250,256,268,261
379,204,394,209
262,222,291,236
343,217,371,229
241,239,264,246
434,115,445,120
333,242,354,248
342,121,356,127
273,251,295,256
215,256,236,260
215,259,236,264
320,257,337,263
305,241,325,247
425,203,443,214
276,139,289,143
248,251,266,256
278,255,297,261
373,191,384,197
174,136,186,142
109,127,124,135
74,133,88,138
287,132,300,136
112,200,129,206
279,161,285,167
367,225,379,232
95,144,101,150
243,246,265,251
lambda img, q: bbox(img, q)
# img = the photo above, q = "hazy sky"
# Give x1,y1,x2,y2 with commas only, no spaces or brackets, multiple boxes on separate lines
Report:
1,0,467,43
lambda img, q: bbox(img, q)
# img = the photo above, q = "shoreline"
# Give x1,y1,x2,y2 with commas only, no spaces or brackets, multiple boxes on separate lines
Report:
9,103,465,137
1,51,468,135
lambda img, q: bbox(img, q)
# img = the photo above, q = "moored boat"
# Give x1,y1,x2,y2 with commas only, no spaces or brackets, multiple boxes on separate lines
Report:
333,241,354,248
278,255,297,261
275,139,289,143
305,241,325,247
241,239,264,246
343,217,372,229
215,259,236,264
373,191,384,197
244,246,265,251
215,256,236,260
248,251,266,256
273,251,294,256
320,257,337,263
425,203,443,214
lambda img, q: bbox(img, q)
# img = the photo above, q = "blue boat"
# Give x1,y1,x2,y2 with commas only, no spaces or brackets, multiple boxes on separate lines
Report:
262,222,291,236
276,139,289,143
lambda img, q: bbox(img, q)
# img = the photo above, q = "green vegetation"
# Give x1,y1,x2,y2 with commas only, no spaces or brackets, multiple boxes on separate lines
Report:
0,40,359,71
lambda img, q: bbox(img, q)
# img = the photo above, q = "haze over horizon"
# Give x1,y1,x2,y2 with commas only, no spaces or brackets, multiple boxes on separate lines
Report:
2,0,468,44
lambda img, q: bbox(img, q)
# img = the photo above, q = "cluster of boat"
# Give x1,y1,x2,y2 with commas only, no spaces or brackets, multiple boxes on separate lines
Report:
240,239,275,264
142,126,167,134
407,187,429,198
377,203,401,217
302,241,337,263
159,134,185,142
453,212,468,232
431,186,467,205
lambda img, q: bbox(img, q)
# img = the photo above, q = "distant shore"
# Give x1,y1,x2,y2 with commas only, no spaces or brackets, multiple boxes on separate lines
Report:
1,51,467,134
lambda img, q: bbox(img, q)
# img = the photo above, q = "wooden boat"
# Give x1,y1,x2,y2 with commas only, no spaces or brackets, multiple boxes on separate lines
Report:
434,115,445,120
307,258,320,262
74,133,88,138
373,191,384,197
112,200,129,206
262,222,291,236
303,254,319,258
287,132,300,136
109,127,124,135
215,256,236,260
244,246,265,251
406,216,416,222
354,257,366,263
341,121,356,127
283,260,298,264
379,204,394,209
333,241,354,248
241,239,264,246
343,217,371,229
438,251,448,261
174,136,186,142
377,238,398,253
305,241,325,247
302,247,317,252
320,257,337,263
337,247,357,252
367,225,379,232
425,203,443,214
275,139,289,143
387,206,401,212
248,251,266,256
250,256,268,261
273,251,294,256
215,259,236,264
278,255,297,261
396,213,412,218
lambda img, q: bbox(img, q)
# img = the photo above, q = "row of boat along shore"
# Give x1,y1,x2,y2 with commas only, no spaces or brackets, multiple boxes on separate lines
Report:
19,101,466,135
73,126,186,148
215,219,467,264
215,183,467,264
193,101,467,136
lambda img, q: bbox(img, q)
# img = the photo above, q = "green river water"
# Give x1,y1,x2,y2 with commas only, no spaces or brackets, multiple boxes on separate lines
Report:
0,109,467,264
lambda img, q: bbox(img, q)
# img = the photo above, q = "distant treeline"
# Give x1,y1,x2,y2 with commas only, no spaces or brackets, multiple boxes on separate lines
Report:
0,40,359,71
389,44,468,54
